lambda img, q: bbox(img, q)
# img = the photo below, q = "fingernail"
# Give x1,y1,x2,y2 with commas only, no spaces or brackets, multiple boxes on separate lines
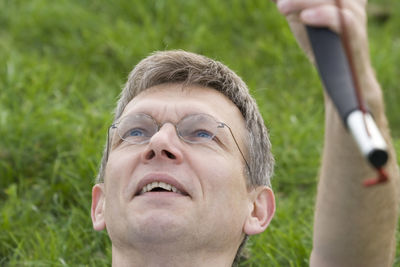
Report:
277,0,289,14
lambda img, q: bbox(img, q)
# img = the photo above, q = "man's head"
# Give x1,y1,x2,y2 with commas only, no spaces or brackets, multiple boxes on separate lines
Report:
91,50,275,265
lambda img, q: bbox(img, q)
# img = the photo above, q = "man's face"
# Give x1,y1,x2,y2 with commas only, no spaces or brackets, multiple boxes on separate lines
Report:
92,83,272,253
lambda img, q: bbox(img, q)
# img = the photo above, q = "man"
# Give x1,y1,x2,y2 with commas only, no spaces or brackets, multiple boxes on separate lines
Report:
91,1,399,266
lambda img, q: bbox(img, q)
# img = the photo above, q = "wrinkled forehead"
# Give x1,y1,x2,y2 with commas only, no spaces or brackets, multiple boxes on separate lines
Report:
123,84,244,123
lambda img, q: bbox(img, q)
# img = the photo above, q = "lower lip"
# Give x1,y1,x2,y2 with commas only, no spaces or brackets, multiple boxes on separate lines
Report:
136,191,188,198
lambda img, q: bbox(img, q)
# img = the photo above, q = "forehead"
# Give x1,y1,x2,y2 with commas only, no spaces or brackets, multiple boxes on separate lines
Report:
122,83,245,127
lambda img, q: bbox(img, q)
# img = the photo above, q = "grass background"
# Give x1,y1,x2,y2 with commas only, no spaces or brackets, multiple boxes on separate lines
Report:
0,0,399,266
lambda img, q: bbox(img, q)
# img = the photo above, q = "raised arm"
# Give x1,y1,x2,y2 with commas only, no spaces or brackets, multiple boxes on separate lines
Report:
274,0,399,266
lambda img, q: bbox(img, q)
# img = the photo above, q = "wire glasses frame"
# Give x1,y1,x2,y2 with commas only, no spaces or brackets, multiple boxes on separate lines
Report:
104,113,250,175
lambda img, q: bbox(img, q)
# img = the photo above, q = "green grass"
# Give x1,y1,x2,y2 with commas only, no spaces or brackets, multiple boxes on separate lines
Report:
0,0,399,266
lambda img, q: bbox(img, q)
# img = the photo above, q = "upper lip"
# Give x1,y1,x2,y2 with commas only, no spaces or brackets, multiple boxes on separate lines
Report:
134,173,190,198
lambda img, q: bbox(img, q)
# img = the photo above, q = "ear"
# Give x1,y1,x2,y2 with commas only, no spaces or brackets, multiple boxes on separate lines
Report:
243,186,275,235
91,183,106,231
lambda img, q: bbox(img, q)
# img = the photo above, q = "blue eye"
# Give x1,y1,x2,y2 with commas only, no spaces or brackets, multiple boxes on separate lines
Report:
195,130,213,139
128,128,145,137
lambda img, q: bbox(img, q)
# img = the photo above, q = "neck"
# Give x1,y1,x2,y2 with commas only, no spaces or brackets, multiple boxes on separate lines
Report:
111,242,237,267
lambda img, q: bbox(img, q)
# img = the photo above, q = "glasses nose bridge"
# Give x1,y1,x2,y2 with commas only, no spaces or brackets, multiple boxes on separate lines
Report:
152,120,181,141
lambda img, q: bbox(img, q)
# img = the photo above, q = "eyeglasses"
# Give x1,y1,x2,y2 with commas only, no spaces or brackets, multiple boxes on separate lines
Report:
105,113,250,173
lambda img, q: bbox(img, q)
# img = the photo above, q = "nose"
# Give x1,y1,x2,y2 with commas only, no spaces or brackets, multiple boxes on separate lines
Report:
141,123,184,163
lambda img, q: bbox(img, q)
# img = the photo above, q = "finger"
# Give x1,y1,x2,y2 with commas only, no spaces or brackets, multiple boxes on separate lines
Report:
300,5,365,34
277,0,334,15
300,5,344,33
277,0,365,17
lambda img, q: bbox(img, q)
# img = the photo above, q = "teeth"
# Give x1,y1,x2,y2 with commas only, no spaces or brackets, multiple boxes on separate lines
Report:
140,181,181,194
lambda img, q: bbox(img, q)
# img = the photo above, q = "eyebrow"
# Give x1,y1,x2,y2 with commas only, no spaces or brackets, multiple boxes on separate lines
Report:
120,100,224,119
119,110,225,124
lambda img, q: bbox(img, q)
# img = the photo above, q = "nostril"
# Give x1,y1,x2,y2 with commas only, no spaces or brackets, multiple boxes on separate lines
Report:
144,149,178,161
145,150,156,160
164,150,176,159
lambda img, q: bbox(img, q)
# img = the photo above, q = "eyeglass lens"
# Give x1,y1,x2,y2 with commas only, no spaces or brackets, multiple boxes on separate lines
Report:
115,113,224,145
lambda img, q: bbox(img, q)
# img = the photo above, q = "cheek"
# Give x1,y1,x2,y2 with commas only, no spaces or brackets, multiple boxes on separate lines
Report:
105,150,142,200
191,151,248,202
199,162,250,230
103,151,141,229
211,155,246,190
106,147,141,178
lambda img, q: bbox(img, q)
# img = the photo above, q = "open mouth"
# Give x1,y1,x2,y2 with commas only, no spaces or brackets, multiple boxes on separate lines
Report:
139,181,186,195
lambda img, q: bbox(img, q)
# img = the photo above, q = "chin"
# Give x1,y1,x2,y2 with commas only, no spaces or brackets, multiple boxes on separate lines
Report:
127,211,191,244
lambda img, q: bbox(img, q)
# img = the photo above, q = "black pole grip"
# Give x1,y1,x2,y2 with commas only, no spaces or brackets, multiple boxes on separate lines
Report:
306,26,360,124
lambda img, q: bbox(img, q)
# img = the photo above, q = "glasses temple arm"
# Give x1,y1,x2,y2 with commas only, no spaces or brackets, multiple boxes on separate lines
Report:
225,125,251,176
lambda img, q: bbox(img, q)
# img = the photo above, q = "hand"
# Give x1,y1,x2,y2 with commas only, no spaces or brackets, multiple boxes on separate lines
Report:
274,0,370,73
273,3,399,267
